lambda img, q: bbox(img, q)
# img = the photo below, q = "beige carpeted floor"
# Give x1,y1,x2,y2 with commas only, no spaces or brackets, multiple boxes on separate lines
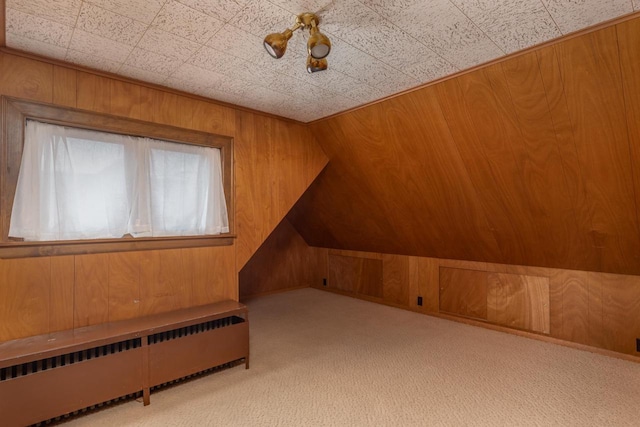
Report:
65,288,640,426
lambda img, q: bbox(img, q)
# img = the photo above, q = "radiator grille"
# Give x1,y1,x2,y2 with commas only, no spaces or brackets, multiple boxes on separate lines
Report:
0,338,142,382
147,315,244,345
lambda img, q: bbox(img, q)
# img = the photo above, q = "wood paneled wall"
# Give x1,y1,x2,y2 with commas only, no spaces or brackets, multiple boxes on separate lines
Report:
290,16,640,276
0,50,328,342
239,219,325,299
315,248,640,357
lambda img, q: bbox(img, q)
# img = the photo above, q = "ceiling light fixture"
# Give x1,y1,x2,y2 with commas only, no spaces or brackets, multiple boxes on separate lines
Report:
264,12,331,73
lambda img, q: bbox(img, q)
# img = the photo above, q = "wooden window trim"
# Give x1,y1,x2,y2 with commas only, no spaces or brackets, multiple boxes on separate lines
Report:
0,96,235,258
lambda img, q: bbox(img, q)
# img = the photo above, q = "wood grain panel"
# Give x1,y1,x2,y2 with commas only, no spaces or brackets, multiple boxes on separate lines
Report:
108,252,140,322
327,254,383,297
0,257,50,341
289,16,640,277
383,254,409,306
617,19,640,240
554,27,640,273
439,268,488,320
235,111,328,270
76,72,110,113
139,249,191,316
188,245,236,304
240,219,324,298
596,272,640,354
52,66,76,108
0,52,52,102
49,255,74,332
500,52,588,270
409,256,439,312
192,99,235,136
74,254,109,327
486,272,549,334
109,80,141,119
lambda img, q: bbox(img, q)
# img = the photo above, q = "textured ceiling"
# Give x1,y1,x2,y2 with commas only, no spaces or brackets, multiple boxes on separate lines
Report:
4,0,639,122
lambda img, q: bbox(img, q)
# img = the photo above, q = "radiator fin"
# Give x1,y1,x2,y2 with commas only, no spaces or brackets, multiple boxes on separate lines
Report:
0,338,141,383
147,315,244,345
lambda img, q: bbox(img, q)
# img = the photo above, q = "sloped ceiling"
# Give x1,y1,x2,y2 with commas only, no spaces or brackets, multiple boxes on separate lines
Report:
3,0,640,122
288,16,640,276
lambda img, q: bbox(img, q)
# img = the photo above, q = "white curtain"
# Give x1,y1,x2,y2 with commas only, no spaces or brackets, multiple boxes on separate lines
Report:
9,120,229,241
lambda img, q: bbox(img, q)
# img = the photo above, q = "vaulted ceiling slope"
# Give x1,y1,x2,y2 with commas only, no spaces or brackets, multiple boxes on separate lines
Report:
288,16,640,276
3,0,640,122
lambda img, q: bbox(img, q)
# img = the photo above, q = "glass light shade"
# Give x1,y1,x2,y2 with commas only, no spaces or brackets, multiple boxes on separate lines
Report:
306,55,328,73
263,29,294,59
308,29,331,59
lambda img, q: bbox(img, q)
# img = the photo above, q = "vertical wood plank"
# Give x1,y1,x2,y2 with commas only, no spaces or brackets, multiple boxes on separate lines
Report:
0,257,50,341
382,254,410,306
139,249,190,316
52,66,77,108
409,256,439,312
586,273,605,349
439,268,488,320
555,270,590,345
49,255,74,332
76,72,110,113
192,99,236,136
598,272,640,354
108,252,141,322
617,19,640,243
0,53,53,102
189,246,236,305
110,80,142,119
74,254,109,327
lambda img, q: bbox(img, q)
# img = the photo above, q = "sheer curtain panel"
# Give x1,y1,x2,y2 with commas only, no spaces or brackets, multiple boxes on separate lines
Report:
9,120,229,241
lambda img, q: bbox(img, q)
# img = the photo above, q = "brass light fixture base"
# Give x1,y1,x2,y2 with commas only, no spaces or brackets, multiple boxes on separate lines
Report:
296,13,320,29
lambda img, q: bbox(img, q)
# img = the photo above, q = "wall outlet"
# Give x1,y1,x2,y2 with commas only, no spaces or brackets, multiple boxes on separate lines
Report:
323,278,327,287
417,296,423,306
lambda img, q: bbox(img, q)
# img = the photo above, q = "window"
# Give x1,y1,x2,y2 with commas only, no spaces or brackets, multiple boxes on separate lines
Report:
0,97,234,258
10,121,228,241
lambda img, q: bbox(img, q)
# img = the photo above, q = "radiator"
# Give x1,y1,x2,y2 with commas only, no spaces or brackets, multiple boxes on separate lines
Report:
0,303,249,427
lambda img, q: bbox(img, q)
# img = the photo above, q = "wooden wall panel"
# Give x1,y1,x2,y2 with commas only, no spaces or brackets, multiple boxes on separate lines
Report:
189,245,237,304
327,254,383,297
382,254,409,306
76,72,110,113
49,256,74,332
52,66,76,108
617,19,640,236
290,16,640,277
74,254,109,327
109,80,141,119
439,268,488,320
486,273,550,334
553,27,640,274
235,111,328,271
108,252,141,322
409,256,439,312
192,99,235,136
0,53,52,102
139,249,190,316
0,258,50,341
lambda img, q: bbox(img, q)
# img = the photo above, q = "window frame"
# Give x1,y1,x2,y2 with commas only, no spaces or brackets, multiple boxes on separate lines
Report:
0,96,235,258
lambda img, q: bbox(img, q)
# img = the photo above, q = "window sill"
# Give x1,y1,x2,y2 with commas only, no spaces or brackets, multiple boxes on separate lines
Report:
0,234,236,258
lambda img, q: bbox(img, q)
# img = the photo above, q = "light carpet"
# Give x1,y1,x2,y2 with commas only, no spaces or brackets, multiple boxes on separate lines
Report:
65,288,640,426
